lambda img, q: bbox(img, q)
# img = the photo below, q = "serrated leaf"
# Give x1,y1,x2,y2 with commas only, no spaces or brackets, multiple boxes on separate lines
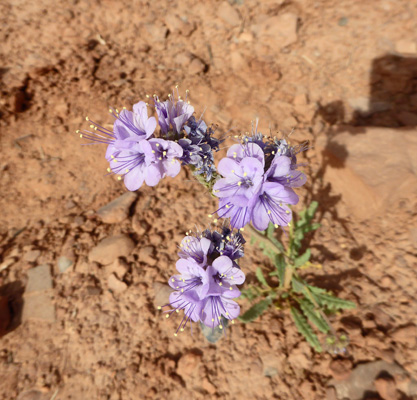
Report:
274,254,286,287
294,249,311,268
312,292,356,311
239,298,272,323
256,267,269,287
290,307,322,352
307,201,319,218
299,298,330,334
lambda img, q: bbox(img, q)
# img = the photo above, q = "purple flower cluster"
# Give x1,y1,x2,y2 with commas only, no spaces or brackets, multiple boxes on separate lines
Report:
160,227,245,335
212,125,307,230
79,88,223,191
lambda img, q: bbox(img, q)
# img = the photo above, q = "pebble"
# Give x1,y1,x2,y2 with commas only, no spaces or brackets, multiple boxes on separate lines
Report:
391,325,417,346
26,264,52,293
22,291,55,322
88,235,135,265
57,256,74,273
138,245,156,266
105,258,129,280
97,192,137,224
153,282,172,308
329,358,353,381
23,250,41,263
177,352,202,379
107,273,128,293
257,13,299,49
188,57,206,75
217,2,240,27
374,376,399,400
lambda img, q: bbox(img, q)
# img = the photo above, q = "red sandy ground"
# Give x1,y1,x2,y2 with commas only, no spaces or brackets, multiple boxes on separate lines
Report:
0,0,416,399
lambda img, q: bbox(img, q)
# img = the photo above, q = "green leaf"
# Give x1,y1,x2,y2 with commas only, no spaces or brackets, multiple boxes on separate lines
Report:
312,292,356,311
256,267,269,287
294,249,311,268
239,298,272,323
307,201,319,218
274,254,286,287
291,277,305,293
299,298,330,334
290,307,322,352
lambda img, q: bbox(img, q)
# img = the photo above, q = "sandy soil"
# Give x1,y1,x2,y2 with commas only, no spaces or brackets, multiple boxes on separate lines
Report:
1,0,417,399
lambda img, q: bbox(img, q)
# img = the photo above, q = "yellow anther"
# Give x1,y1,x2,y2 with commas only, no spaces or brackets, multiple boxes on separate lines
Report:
172,278,175,282
79,134,83,138
272,151,275,155
125,169,129,173
109,109,112,113
226,236,230,240
180,328,184,332
86,116,89,121
285,210,290,214
219,325,223,330
267,210,271,215
163,151,167,156
231,276,234,280
226,312,229,316
107,167,111,172
174,333,178,337
212,318,215,322
157,306,162,310
176,309,179,313
231,170,235,173
237,181,242,186
213,219,218,223
116,109,119,113
111,155,115,158
156,143,160,147
234,135,239,138
89,124,94,128
226,205,230,209
243,172,247,177
231,320,235,324
240,228,244,232
76,130,80,133
181,289,184,293
158,157,162,160
218,316,222,320
219,283,222,286
208,214,213,218
274,224,279,228
117,176,122,180
229,287,233,290
166,314,170,318
152,150,155,153
288,223,291,227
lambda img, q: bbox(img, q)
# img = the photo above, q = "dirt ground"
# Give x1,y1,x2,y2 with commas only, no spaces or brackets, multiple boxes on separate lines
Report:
1,0,417,399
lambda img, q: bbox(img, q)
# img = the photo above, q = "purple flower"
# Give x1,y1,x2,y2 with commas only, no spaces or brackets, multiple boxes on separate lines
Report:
160,230,246,335
213,139,306,230
153,89,194,136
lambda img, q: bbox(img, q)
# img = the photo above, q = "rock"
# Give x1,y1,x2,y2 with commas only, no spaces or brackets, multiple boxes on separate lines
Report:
329,358,353,381
188,57,206,75
374,376,399,400
326,387,338,400
330,360,405,400
293,93,308,106
153,282,172,308
97,192,137,224
23,250,41,263
57,256,74,273
107,274,127,293
396,40,417,54
106,258,129,280
164,14,195,37
145,23,168,41
348,96,370,113
89,235,135,265
231,51,248,71
177,352,202,379
26,264,52,293
257,13,299,49
318,127,417,220
22,291,55,322
391,325,417,346
138,245,156,266
0,296,10,336
217,2,241,27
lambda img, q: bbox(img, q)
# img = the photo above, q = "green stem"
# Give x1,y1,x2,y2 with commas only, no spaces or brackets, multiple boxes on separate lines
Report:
245,224,288,258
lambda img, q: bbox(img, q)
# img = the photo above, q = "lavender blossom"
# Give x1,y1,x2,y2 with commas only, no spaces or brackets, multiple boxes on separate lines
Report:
160,229,246,335
153,89,194,136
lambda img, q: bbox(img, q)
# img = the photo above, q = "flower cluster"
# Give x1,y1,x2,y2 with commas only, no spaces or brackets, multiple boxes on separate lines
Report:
78,88,223,191
160,227,246,335
212,123,307,230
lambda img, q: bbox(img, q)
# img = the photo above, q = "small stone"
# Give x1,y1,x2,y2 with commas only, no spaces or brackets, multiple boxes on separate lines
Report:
348,96,370,113
263,366,278,377
177,352,202,379
107,274,127,293
89,235,135,265
26,264,52,293
217,2,241,27
97,192,137,224
374,376,399,400
293,93,308,106
153,282,172,308
57,256,74,273
145,23,168,41
201,377,216,395
391,325,417,346
188,57,206,75
326,387,338,400
106,258,129,280
258,13,299,49
329,358,353,381
23,250,41,263
22,292,55,322
138,245,156,266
